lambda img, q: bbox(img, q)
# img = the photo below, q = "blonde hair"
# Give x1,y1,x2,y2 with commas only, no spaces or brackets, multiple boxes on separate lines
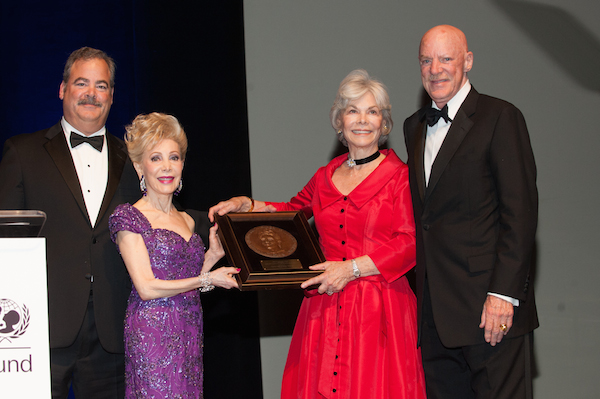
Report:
330,69,393,146
125,112,188,164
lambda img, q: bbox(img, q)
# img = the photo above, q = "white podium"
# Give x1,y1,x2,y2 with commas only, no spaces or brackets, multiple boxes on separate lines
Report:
0,238,51,397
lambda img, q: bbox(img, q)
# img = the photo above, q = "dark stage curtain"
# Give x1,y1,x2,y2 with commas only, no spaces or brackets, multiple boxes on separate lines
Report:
0,1,262,398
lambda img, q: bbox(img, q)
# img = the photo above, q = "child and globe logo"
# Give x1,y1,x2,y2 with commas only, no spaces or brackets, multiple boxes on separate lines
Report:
0,298,30,343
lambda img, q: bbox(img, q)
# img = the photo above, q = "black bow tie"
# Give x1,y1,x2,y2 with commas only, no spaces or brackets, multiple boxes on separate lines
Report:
70,132,104,152
419,104,452,127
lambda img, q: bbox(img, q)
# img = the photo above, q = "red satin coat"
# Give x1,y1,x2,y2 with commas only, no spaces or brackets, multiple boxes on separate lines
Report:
268,149,426,399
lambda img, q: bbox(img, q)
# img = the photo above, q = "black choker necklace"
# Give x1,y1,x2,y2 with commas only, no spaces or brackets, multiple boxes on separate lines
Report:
347,151,381,168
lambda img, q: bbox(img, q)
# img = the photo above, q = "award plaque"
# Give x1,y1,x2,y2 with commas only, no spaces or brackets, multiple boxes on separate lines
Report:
215,211,325,290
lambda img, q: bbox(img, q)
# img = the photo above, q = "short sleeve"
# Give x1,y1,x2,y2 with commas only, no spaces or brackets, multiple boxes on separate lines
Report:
109,203,150,243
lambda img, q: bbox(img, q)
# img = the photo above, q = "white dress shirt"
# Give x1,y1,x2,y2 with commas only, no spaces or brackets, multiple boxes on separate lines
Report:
62,117,108,228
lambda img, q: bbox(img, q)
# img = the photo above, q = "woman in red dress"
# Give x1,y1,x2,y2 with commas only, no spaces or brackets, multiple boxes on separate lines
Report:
209,69,426,398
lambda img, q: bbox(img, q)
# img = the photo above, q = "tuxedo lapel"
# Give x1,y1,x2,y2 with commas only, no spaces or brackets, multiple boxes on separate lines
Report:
97,133,128,224
43,123,90,223
425,89,478,201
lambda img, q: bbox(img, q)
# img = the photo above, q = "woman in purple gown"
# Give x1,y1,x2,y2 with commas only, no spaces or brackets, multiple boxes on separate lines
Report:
109,112,239,398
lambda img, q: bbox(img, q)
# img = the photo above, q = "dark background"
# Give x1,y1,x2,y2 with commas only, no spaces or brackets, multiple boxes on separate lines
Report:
0,1,262,397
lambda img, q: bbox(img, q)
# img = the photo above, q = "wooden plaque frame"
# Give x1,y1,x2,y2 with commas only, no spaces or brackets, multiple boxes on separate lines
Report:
215,211,325,290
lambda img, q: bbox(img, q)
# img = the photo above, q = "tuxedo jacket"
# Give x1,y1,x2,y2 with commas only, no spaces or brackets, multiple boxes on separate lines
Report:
0,122,140,352
403,88,539,348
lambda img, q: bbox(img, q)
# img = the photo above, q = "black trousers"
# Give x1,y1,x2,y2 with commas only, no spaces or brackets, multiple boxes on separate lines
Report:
421,283,533,399
50,294,125,399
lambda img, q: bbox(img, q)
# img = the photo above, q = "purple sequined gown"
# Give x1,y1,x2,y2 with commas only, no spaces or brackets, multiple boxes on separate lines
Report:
109,203,205,398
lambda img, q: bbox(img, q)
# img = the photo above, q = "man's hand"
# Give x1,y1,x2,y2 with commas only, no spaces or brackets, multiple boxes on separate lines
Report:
479,295,514,346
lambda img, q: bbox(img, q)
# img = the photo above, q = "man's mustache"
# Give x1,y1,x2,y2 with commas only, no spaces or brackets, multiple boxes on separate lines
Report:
428,74,446,82
78,96,102,107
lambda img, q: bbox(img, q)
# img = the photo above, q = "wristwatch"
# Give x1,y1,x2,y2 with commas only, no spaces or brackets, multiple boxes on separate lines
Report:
351,259,361,278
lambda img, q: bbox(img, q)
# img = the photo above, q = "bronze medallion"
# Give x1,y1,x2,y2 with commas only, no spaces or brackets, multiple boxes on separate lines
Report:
245,225,298,258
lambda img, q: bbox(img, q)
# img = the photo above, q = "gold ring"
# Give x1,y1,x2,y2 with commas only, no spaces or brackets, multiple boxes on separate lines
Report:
500,323,507,332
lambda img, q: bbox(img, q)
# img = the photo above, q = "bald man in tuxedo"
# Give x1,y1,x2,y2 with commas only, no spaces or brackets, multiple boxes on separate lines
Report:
403,25,538,399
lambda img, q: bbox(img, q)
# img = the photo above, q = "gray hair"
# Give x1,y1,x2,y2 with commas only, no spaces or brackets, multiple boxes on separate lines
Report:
329,69,392,146
63,47,116,88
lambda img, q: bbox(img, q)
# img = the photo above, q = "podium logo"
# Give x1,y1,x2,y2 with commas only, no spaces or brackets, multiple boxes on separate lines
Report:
0,298,30,343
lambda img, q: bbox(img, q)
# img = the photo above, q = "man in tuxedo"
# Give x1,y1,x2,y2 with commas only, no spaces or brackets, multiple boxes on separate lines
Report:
403,25,538,398
0,47,139,398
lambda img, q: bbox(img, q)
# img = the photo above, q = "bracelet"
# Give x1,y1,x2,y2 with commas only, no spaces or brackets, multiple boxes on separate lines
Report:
198,272,215,292
247,197,255,212
351,259,361,278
